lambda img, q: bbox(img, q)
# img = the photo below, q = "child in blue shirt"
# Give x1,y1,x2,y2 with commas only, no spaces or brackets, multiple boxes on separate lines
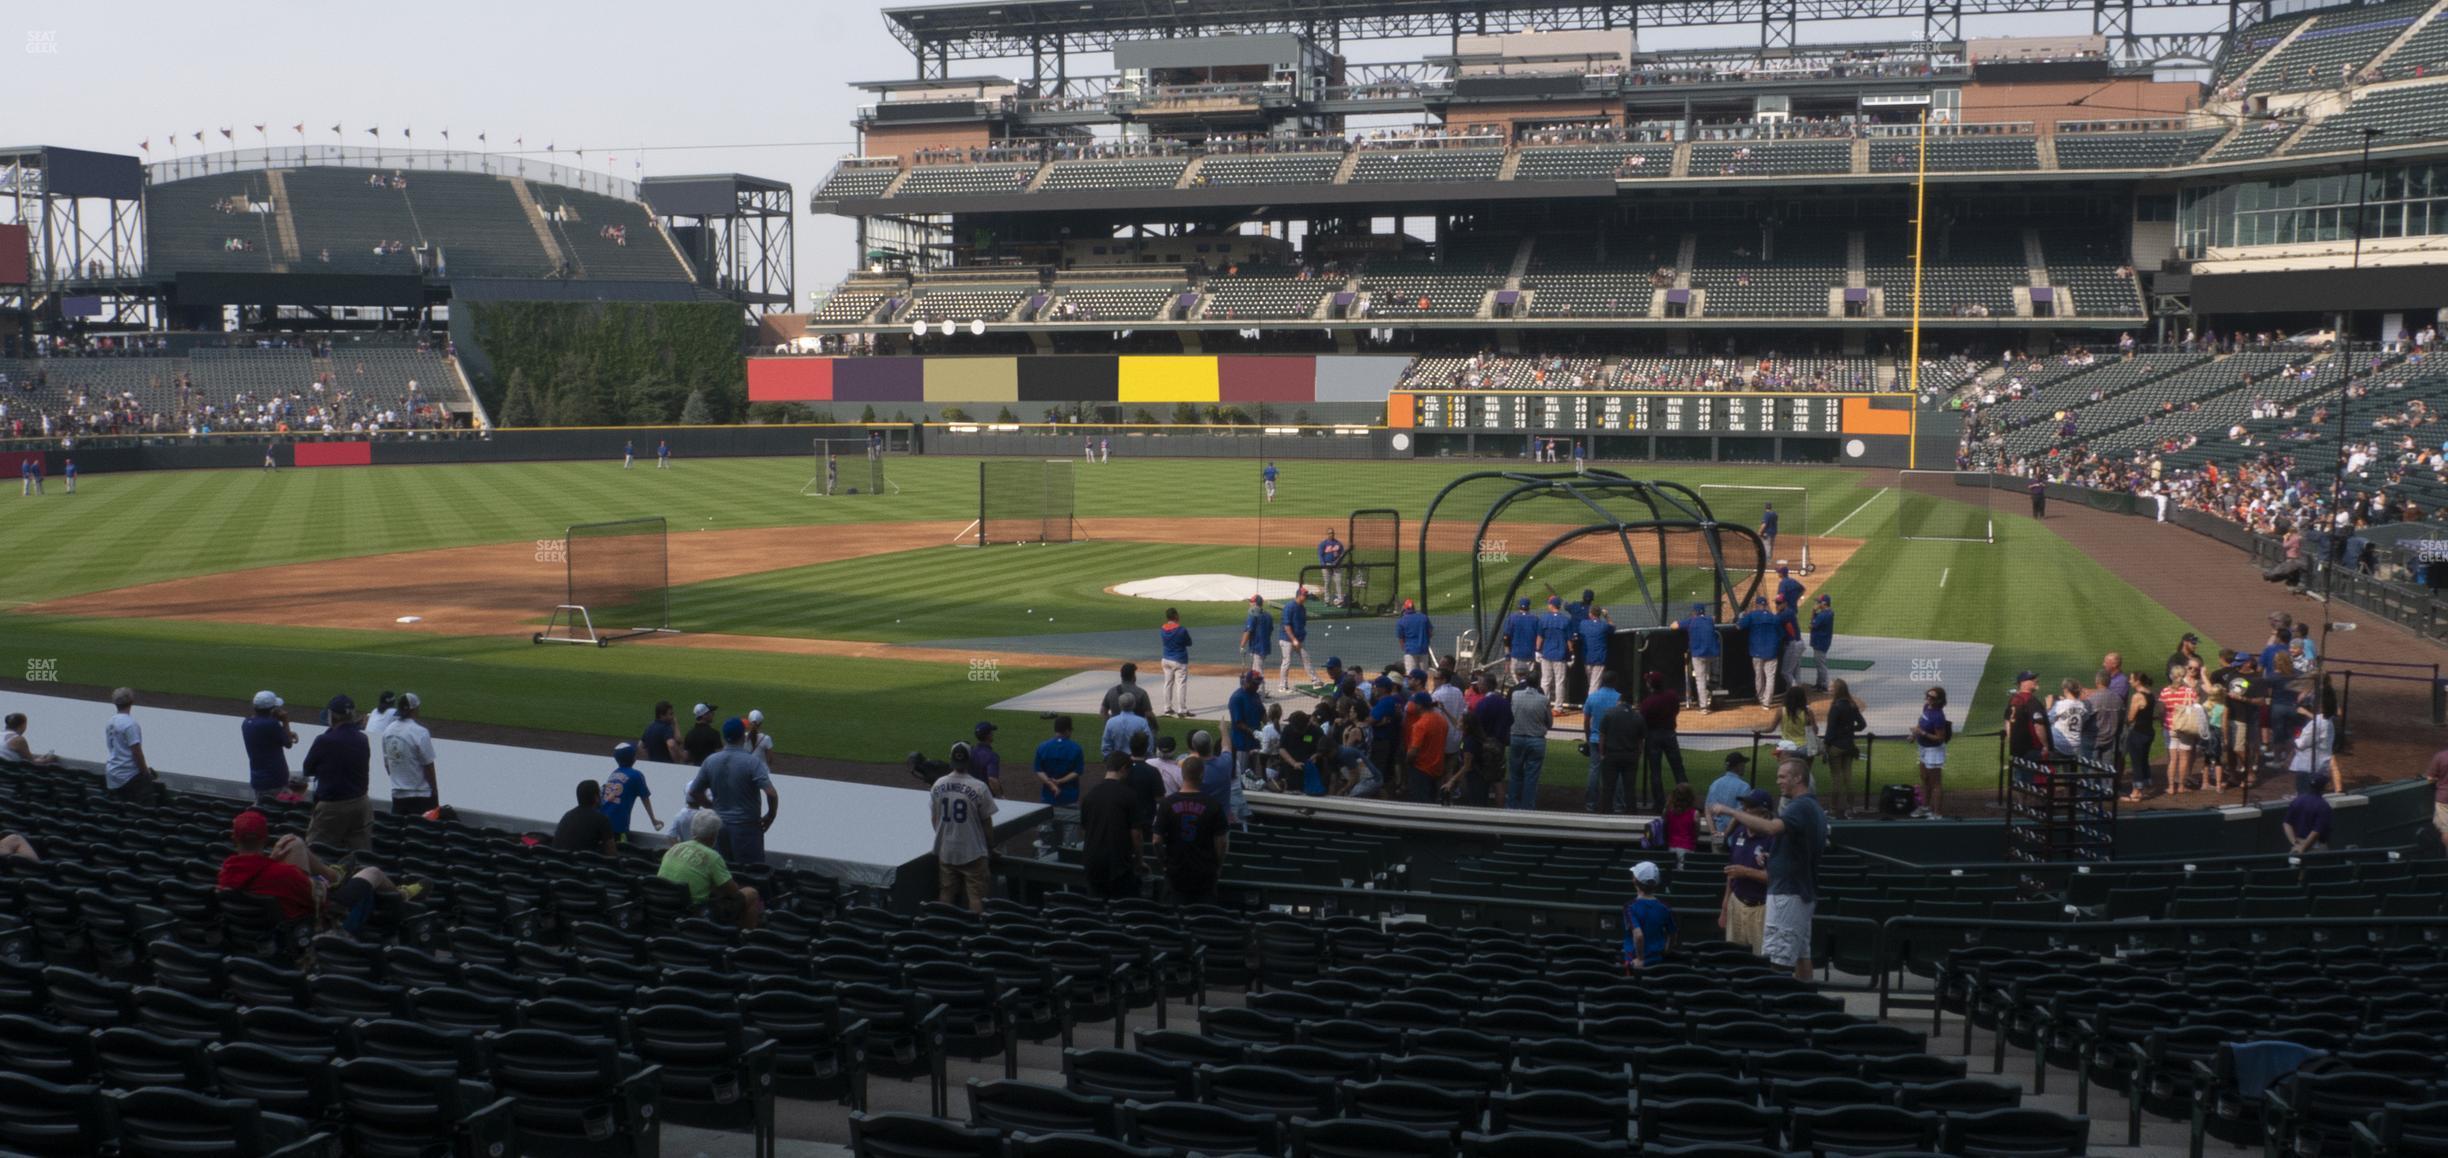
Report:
1622,860,1679,971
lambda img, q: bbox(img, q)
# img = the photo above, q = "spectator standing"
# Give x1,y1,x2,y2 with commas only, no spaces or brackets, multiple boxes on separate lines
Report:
2049,678,2090,758
1158,609,1194,717
1101,662,1152,721
1591,675,1646,816
1621,861,1678,971
1661,783,1700,851
104,687,157,804
2427,746,2448,857
745,710,775,761
380,693,438,817
1704,752,1753,842
2288,690,2339,796
2123,673,2159,802
1581,671,1625,815
1156,765,1228,904
930,743,998,912
1080,753,1145,900
681,703,722,765
1033,715,1085,849
1638,672,1689,812
641,701,684,763
1821,680,1865,791
1228,672,1267,784
2282,779,2332,854
970,722,1003,793
1101,695,1152,762
1151,734,1185,795
1505,666,1551,810
1123,732,1168,825
2005,670,2048,766
1910,686,1951,818
658,811,763,929
1711,758,1827,981
1720,789,1776,953
552,781,617,854
685,718,778,865
2163,664,2205,794
241,690,297,805
366,692,400,749
1469,673,1513,807
1404,692,1448,803
601,742,659,839
2083,670,2125,767
302,694,374,851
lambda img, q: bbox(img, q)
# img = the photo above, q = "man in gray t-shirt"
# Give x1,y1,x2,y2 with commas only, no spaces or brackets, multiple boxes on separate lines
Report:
1505,665,1551,811
685,718,778,866
929,744,999,913
2081,672,2123,762
1712,758,1826,979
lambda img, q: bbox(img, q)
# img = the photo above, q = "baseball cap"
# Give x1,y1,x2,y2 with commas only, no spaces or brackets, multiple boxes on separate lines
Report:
1243,670,1263,685
949,741,973,766
1630,861,1661,885
974,721,998,737
1692,602,1707,613
720,717,747,742
2015,670,2039,683
398,692,420,710
1249,594,1262,605
1817,594,1831,605
377,690,397,710
1724,751,1750,768
1325,656,1344,670
1410,692,1433,707
1739,788,1774,807
1548,595,1562,607
1519,598,1532,609
613,741,638,759
327,693,356,717
1372,675,1394,690
2180,632,2200,643
252,690,282,710
693,703,715,718
1189,729,1212,750
1156,735,1178,753
748,709,765,724
1408,669,1428,683
1777,564,1790,575
231,810,269,843
1645,671,1666,688
1402,598,1415,610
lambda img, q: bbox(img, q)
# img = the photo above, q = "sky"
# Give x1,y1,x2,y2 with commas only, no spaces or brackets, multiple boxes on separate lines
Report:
6,0,2231,302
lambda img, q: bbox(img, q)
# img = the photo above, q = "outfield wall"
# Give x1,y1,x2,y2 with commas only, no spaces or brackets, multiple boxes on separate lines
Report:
747,353,1412,405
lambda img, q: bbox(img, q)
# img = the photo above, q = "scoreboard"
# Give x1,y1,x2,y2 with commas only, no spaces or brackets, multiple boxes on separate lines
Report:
1397,391,1852,435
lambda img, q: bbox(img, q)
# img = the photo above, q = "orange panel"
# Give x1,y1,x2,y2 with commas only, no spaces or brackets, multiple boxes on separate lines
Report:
1385,393,1416,429
1842,397,1913,436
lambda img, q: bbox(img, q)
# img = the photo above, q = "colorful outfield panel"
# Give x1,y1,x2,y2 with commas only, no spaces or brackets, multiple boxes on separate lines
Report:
748,354,1410,404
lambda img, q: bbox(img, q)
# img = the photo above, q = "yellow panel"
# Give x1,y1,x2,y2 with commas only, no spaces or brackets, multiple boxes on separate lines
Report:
922,357,1019,403
1117,356,1220,403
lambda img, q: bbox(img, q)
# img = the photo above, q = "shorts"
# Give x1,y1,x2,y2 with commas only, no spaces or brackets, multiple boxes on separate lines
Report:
2167,735,2194,753
937,856,990,904
1918,745,1947,770
719,821,766,866
306,795,374,851
2435,801,2448,836
330,876,378,933
391,793,436,818
1726,897,1766,955
1763,894,1815,968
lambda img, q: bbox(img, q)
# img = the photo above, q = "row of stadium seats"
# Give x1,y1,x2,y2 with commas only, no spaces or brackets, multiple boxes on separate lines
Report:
1,346,460,435
2248,0,2437,91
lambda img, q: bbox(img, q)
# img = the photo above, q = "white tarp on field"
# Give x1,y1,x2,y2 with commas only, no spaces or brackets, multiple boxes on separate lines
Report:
1110,574,1302,603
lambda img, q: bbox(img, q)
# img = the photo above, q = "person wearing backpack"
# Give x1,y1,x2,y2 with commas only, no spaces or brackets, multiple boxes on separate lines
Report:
1909,685,1952,819
2162,661,2205,795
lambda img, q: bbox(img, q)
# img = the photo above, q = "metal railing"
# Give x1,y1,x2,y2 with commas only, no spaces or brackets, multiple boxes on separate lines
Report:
146,145,638,201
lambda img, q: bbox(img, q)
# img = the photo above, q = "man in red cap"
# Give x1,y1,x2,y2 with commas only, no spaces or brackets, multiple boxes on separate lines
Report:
218,808,419,929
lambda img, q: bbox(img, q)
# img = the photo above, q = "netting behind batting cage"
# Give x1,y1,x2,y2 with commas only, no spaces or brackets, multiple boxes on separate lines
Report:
1494,523,1763,632
1699,484,1813,573
1898,470,1997,543
804,438,895,497
1341,509,1402,615
1298,562,1395,619
978,459,1077,545
547,517,671,644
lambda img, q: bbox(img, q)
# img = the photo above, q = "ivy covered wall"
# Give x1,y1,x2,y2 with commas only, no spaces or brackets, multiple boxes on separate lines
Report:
459,300,746,427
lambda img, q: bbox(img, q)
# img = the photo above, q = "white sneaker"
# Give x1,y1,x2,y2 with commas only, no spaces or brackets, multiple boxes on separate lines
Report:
1910,806,1930,819
1278,684,1293,694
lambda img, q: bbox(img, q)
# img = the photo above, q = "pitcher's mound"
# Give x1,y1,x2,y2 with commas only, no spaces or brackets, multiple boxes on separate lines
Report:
1111,574,1302,602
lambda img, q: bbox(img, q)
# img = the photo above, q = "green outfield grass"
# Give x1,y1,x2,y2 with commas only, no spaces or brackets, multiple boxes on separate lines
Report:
0,455,2201,785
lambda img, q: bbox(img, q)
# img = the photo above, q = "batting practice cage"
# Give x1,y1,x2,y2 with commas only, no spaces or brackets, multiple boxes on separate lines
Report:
534,517,675,646
803,437,897,497
1416,471,1766,681
975,459,1079,545
1699,484,1813,573
1298,508,1403,617
1898,470,1997,543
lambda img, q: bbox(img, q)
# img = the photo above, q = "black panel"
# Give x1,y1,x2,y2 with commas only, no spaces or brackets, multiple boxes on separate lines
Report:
2193,266,2448,314
1017,356,1117,401
173,271,424,307
42,147,144,199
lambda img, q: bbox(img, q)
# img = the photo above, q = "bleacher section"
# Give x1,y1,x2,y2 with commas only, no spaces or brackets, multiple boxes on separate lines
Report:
2007,351,2302,454
2383,6,2448,76
2248,0,2435,91
1038,158,1188,192
1992,352,2208,441
1360,275,1491,318
1199,277,1330,320
2202,119,2298,163
1192,153,1343,186
1691,227,1846,317
1865,227,2028,318
2214,12,2307,89
405,173,554,280
2052,129,2226,169
892,164,1039,198
815,289,897,325
538,185,693,281
1690,140,1854,177
903,287,1030,323
276,168,426,276
2287,78,2448,153
2,345,463,434
1347,149,1506,184
1048,285,1180,322
145,173,280,275
1513,144,1675,180
1870,135,2042,173
817,165,900,200
2036,230,2144,318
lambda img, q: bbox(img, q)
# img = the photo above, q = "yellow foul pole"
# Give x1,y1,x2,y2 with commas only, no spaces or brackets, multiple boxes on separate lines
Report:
1905,111,1931,469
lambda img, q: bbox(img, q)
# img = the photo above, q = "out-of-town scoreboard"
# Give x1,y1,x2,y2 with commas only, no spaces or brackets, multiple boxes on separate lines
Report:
1393,391,1853,433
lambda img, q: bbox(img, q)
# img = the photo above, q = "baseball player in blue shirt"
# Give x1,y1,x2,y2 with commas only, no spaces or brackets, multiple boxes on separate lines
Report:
1278,588,1318,692
1775,564,1805,610
1536,596,1574,703
1577,605,1612,676
1262,461,1278,503
1680,602,1721,712
656,439,671,469
1158,608,1194,717
623,440,634,469
1759,503,1780,558
1395,599,1435,673
1807,594,1835,691
17,458,32,497
1318,529,1346,606
1502,597,1540,682
61,458,75,495
1239,595,1275,684
1736,596,1784,708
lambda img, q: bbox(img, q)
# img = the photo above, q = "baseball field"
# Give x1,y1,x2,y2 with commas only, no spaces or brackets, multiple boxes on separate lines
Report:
0,452,2200,790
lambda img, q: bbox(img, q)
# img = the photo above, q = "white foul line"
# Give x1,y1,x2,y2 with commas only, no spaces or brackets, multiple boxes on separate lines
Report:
1826,487,1889,535
1939,567,1951,588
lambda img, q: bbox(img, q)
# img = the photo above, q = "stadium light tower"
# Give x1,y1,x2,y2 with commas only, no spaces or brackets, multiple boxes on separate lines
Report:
2320,126,2383,619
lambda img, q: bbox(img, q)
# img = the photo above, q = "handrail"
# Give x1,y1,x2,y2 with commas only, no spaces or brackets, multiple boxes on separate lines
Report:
147,145,637,201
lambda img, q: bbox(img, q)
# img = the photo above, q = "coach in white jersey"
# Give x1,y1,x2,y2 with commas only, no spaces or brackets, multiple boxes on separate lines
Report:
930,743,999,913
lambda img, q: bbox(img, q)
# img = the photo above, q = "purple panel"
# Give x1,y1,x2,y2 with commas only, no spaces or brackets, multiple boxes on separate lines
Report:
62,295,104,317
832,356,925,402
1494,290,1519,305
1028,292,1048,310
1843,288,1870,303
1665,289,1690,305
2030,286,2054,302
1177,292,1199,308
1333,292,1356,306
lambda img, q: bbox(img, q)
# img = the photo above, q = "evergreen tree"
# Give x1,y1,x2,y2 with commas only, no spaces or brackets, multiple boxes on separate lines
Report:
497,369,539,427
679,388,713,425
